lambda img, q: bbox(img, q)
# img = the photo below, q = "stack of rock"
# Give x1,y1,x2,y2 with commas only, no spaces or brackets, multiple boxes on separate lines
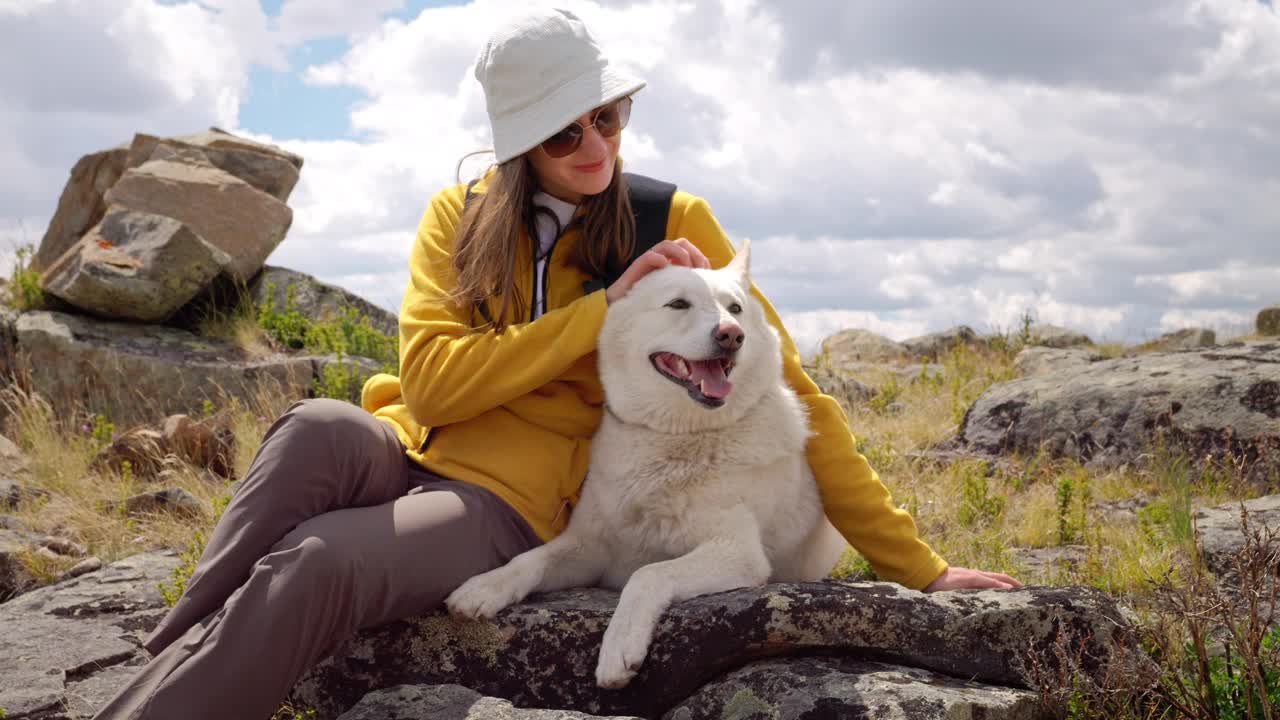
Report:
36,128,301,322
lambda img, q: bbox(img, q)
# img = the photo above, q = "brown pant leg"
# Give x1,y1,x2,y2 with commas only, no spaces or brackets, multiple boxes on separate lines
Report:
92,474,541,720
142,397,412,656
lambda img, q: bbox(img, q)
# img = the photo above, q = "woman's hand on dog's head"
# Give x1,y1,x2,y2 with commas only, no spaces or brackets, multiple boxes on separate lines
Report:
606,238,711,305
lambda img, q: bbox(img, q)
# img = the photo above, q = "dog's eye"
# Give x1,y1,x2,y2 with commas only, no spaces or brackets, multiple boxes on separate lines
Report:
665,298,691,310
728,302,743,314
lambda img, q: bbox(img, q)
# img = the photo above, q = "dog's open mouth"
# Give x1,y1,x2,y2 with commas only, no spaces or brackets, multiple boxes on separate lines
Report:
650,352,734,408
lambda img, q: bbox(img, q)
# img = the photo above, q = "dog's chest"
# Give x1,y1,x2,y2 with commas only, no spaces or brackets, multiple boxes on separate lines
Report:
591,430,749,556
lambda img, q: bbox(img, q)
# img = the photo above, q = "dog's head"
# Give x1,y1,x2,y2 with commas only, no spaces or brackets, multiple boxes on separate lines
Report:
597,240,782,432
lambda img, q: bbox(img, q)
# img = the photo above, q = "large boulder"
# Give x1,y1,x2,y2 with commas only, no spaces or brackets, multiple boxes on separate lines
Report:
1140,328,1216,353
10,310,326,426
290,582,1149,719
1194,494,1280,576
40,206,232,323
1013,347,1103,377
0,551,179,719
901,325,984,361
33,146,130,273
961,341,1280,480
103,146,292,283
1260,306,1280,337
802,365,875,411
1027,325,1093,349
123,129,302,203
821,329,910,366
33,128,301,279
338,685,642,720
664,657,1040,720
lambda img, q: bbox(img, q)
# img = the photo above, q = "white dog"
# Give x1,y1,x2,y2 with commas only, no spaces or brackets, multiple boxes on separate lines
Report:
445,240,845,689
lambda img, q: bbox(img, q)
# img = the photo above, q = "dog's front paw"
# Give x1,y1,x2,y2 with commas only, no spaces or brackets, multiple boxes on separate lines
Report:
594,611,654,689
444,568,527,621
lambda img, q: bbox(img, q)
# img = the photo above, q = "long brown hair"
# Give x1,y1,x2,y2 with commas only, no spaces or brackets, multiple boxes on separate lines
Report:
447,151,636,332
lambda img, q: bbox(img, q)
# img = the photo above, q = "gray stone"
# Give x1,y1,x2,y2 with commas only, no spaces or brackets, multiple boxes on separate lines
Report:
291,582,1150,719
961,341,1280,482
64,556,104,579
0,551,179,719
40,205,232,323
250,265,399,338
12,310,321,427
124,129,302,203
803,365,875,411
105,153,292,283
820,328,910,366
663,657,1041,720
901,325,984,361
1142,328,1217,352
1260,306,1280,337
1014,347,1104,377
1027,325,1093,349
1010,546,1090,581
1,479,48,511
33,146,130,273
101,487,208,519
1194,494,1280,575
338,684,643,720
0,431,33,481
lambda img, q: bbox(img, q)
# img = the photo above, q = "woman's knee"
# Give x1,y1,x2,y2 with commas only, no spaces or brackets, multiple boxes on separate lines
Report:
272,398,392,458
267,531,360,593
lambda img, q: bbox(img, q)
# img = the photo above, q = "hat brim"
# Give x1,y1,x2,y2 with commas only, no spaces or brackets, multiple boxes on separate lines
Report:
492,66,646,164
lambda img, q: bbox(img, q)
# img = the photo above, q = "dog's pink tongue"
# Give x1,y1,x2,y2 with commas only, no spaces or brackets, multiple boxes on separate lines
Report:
689,360,732,399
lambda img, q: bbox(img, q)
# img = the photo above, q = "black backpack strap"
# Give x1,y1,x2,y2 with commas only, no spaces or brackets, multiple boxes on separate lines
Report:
462,178,480,210
461,173,676,297
582,171,676,295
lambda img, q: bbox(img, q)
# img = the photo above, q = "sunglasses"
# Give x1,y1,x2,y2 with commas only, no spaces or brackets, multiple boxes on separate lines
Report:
540,96,633,158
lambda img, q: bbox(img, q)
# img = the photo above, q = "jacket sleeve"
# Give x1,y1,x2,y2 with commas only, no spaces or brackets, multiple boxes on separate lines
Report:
672,193,950,591
397,186,610,428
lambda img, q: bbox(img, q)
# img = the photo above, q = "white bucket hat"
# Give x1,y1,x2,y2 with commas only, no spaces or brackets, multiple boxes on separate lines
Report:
474,7,646,164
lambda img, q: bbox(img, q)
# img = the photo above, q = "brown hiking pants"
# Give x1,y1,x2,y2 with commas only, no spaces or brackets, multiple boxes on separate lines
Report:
91,398,542,720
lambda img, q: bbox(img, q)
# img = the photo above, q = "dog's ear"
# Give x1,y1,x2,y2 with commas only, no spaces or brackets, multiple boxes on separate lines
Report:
724,238,751,286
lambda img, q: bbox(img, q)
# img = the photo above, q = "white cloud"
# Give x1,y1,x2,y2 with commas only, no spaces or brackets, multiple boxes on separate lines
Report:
5,0,1279,355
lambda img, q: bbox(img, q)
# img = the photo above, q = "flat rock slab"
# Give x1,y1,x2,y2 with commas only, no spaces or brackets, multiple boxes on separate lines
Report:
0,551,179,719
961,341,1280,480
663,657,1042,720
338,684,642,720
1195,494,1280,575
292,582,1149,719
12,310,328,426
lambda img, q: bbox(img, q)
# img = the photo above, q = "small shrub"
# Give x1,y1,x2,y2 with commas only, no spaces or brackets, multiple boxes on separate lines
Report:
958,462,1005,528
869,376,901,414
5,243,45,311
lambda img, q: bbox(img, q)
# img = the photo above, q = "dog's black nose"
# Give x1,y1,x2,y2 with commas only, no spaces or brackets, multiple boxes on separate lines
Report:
713,322,744,351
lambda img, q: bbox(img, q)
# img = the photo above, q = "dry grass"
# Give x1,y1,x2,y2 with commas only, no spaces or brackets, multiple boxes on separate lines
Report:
816,337,1262,597
0,374,295,569
191,284,278,359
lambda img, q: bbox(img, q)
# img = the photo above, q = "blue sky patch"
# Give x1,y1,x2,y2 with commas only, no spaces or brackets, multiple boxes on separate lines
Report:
237,1,463,140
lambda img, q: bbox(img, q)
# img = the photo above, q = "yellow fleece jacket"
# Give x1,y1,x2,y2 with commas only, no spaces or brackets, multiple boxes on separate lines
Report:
360,171,949,590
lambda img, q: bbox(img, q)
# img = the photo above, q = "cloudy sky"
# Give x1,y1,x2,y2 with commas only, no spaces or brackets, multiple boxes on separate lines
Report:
2,0,1277,354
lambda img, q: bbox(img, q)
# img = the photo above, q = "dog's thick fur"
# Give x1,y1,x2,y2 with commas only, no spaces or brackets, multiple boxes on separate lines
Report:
445,240,844,688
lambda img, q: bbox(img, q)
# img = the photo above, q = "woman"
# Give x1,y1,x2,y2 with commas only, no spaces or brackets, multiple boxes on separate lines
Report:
93,7,1017,719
